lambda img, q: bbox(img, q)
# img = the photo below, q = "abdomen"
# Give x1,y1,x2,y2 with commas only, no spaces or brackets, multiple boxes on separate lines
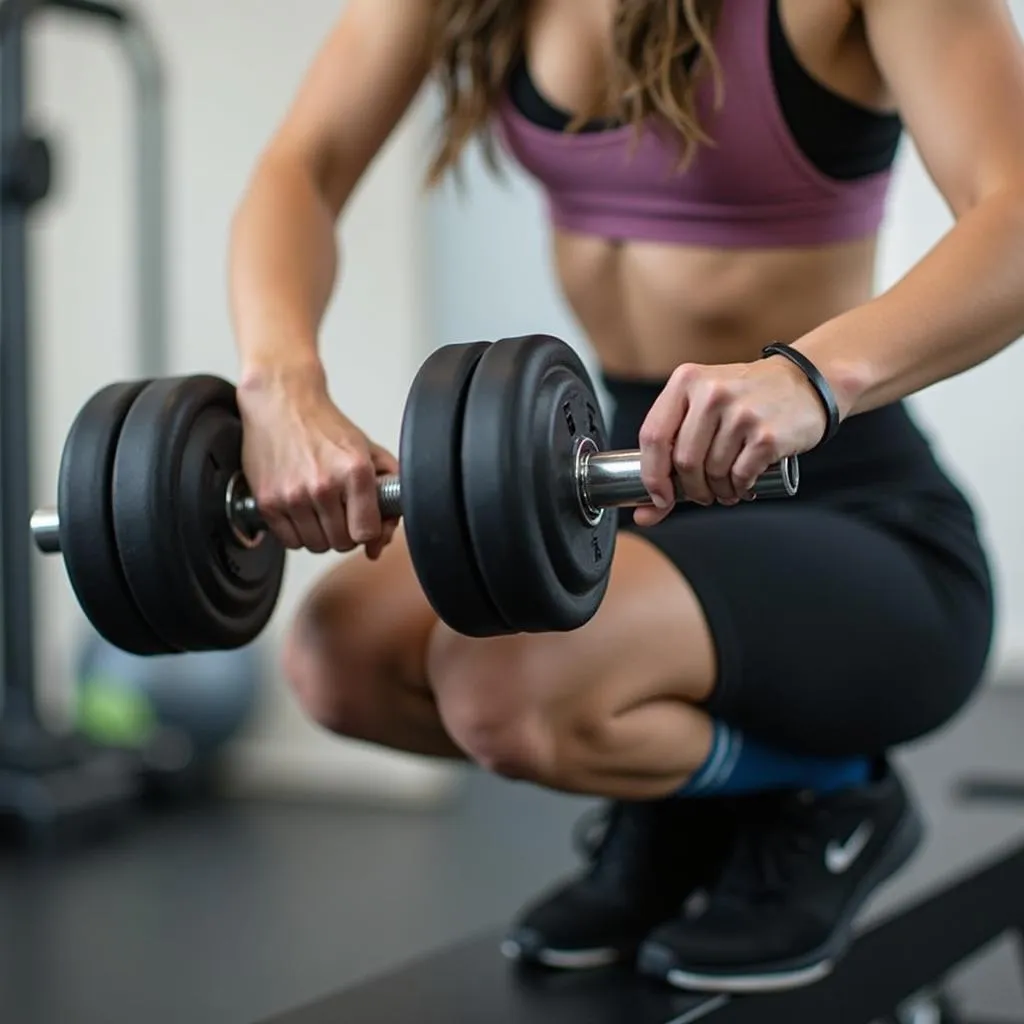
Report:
552,229,881,378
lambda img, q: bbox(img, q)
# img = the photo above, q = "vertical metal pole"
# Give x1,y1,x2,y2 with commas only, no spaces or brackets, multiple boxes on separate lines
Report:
124,15,166,378
0,11,40,727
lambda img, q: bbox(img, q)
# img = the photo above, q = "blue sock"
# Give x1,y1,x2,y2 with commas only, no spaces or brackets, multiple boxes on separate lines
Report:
679,721,871,797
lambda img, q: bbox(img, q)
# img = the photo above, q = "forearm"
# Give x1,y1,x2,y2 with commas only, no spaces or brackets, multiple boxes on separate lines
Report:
794,187,1024,418
230,152,340,386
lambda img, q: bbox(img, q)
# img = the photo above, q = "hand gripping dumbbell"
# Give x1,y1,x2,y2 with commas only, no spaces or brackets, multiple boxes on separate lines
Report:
30,335,799,655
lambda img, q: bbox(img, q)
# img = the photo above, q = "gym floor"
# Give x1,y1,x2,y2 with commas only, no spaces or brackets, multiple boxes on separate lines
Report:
2,689,1024,1024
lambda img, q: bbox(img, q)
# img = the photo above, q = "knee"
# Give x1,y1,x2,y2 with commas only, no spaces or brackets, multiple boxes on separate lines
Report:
427,627,557,782
282,577,384,738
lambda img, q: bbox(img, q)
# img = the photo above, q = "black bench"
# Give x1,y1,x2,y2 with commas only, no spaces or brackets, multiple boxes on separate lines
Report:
265,835,1024,1024
265,686,1024,1024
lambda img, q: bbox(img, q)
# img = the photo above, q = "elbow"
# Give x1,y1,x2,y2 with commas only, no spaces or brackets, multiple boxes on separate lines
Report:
954,166,1024,221
998,180,1024,224
240,140,349,227
278,139,353,221
978,181,1024,251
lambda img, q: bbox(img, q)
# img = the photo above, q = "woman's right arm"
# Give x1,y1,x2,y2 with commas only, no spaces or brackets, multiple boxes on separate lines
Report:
228,0,434,555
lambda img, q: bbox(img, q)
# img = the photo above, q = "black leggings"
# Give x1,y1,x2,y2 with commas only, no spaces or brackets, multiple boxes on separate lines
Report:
605,376,995,759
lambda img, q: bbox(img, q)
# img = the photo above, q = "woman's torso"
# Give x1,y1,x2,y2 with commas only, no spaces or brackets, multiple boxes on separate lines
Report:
493,0,992,594
503,0,899,377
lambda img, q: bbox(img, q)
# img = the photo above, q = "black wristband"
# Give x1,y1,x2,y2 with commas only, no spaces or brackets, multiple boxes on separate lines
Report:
761,342,840,448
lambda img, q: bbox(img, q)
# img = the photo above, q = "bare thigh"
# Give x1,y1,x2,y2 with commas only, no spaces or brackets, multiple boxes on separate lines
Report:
285,526,719,799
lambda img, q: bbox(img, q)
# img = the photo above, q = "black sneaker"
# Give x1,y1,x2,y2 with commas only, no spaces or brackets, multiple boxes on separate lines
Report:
501,797,738,970
637,760,924,993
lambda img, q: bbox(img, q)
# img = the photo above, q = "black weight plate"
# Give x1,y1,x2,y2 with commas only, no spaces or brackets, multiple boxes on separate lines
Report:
57,380,172,655
111,376,286,652
400,341,512,637
461,335,617,633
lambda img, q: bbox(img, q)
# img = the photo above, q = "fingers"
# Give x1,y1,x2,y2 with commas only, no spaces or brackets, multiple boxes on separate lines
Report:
703,424,746,506
310,485,355,553
257,489,333,553
235,372,402,556
671,381,725,507
706,400,766,504
254,441,402,557
640,365,740,512
364,444,401,560
731,427,779,498
343,456,384,549
364,519,399,562
370,442,400,478
290,504,333,554
324,443,403,554
636,364,782,521
638,366,693,516
259,508,303,551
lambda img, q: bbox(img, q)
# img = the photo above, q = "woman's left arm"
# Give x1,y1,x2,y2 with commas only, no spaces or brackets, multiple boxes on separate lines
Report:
637,0,1024,519
799,0,1024,417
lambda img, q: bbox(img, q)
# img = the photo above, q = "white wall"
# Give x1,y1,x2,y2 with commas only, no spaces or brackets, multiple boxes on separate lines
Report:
427,64,1024,684
878,144,1024,679
28,0,456,803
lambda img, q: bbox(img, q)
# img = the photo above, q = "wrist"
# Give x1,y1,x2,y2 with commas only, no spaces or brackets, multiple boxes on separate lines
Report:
238,350,327,397
761,341,841,447
797,353,870,421
789,333,874,421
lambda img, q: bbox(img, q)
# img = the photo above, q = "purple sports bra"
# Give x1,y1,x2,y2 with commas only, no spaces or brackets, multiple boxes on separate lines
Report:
494,0,894,248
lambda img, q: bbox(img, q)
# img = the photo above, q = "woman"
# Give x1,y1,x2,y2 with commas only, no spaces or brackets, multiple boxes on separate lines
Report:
229,0,1021,995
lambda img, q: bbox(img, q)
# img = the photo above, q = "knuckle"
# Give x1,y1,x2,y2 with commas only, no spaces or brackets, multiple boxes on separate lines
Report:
310,474,339,503
279,485,308,510
346,458,376,490
732,404,759,430
638,424,668,450
310,488,335,512
256,495,281,517
670,363,698,387
254,485,285,513
673,452,701,475
701,381,730,409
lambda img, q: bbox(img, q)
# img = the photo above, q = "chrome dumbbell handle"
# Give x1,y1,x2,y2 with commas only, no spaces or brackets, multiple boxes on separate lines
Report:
30,452,797,554
29,473,404,554
581,449,798,513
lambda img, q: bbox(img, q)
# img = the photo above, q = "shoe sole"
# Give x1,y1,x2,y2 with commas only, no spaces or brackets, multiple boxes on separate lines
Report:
638,799,926,994
500,938,622,970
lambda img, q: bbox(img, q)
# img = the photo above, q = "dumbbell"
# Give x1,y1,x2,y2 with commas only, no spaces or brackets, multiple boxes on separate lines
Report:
30,335,799,654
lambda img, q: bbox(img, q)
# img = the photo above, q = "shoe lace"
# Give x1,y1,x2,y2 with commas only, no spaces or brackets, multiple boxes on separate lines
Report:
716,793,830,905
570,801,658,892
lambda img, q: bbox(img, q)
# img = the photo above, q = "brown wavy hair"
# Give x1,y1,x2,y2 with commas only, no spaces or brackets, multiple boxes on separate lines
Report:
427,0,725,185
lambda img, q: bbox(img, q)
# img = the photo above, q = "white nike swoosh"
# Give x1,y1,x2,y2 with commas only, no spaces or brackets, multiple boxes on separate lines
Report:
825,821,875,874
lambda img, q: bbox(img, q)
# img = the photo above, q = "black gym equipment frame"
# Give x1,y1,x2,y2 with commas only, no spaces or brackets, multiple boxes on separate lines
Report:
268,837,1024,1024
0,0,167,843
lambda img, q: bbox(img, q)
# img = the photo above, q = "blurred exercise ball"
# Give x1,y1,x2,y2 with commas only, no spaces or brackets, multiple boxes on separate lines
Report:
75,632,263,765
